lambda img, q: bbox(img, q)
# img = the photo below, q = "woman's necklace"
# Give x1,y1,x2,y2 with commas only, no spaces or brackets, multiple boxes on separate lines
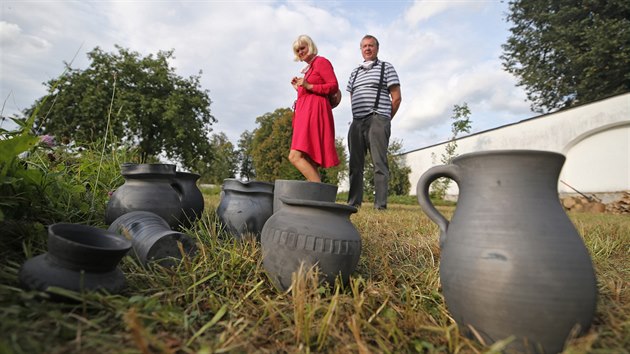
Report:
301,56,318,74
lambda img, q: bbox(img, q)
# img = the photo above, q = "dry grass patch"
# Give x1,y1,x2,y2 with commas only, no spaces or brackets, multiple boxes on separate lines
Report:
0,196,627,353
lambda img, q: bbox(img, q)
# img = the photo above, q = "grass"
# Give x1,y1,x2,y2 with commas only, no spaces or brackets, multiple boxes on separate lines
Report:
0,194,628,353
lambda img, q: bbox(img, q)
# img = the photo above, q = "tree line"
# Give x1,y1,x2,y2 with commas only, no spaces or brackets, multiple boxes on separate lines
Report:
8,0,628,196
16,46,411,195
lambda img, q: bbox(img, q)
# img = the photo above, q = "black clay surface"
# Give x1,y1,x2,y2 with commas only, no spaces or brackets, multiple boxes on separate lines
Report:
108,211,197,267
19,223,131,299
106,163,183,228
216,179,274,241
172,171,205,227
261,196,361,291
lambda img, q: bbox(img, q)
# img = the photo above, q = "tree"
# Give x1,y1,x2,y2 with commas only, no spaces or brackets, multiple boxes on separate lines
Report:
237,130,256,181
501,0,630,112
24,45,216,170
250,108,347,184
251,108,299,182
319,138,348,186
197,132,238,184
430,103,472,200
363,138,412,197
388,140,412,196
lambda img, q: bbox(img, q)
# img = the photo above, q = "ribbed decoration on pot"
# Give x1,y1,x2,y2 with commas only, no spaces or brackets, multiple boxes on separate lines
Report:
108,211,197,267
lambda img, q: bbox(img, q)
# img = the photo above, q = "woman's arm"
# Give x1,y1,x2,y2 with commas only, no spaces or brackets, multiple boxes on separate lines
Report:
303,57,338,96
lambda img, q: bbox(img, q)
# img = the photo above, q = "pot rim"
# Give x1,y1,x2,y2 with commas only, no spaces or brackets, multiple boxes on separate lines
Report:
175,171,201,179
278,196,357,213
121,163,176,176
222,178,274,194
49,223,132,252
453,149,564,163
274,179,338,189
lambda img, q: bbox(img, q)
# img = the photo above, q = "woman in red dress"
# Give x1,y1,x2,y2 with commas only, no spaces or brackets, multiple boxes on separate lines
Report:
290,34,340,182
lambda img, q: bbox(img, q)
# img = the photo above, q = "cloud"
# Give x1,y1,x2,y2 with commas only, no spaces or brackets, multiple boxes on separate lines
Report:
395,58,532,141
78,1,358,141
404,0,454,26
0,1,533,152
0,20,50,51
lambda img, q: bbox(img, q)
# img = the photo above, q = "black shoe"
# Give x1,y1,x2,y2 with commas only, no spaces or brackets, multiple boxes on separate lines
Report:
375,206,387,210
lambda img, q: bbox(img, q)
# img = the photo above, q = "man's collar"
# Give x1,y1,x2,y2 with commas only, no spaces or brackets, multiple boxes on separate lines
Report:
361,59,379,70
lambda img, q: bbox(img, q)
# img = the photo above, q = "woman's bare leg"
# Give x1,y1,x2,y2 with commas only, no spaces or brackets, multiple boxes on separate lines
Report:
289,150,321,182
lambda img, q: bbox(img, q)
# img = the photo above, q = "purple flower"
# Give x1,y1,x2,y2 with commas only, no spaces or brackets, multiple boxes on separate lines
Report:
39,135,55,147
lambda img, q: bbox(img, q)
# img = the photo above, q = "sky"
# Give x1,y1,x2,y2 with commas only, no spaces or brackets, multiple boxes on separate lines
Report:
0,0,536,154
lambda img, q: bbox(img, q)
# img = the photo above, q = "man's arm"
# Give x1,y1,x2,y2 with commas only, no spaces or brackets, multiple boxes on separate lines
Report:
389,84,401,118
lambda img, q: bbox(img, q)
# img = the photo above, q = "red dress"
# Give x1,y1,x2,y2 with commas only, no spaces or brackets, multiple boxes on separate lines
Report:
292,56,340,168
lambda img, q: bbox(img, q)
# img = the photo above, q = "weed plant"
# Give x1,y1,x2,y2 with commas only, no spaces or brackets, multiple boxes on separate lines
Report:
0,131,140,261
0,124,627,352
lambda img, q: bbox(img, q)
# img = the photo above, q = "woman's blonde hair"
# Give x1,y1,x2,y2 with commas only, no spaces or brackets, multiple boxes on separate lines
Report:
292,34,318,62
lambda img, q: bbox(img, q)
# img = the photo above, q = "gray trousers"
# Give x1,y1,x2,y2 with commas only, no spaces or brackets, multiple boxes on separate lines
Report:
347,113,391,209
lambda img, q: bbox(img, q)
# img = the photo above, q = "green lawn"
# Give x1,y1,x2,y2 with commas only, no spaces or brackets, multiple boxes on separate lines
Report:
1,195,628,353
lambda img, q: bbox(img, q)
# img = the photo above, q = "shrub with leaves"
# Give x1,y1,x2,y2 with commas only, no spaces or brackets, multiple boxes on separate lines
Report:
430,103,472,200
0,116,140,257
0,120,41,224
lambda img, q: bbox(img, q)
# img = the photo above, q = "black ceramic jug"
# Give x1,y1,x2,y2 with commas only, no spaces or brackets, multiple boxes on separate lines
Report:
416,150,597,353
216,179,274,241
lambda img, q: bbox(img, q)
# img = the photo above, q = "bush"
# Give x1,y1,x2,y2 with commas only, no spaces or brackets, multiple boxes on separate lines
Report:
0,119,140,258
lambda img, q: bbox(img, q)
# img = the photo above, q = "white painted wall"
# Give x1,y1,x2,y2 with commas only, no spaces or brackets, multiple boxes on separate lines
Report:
402,93,630,197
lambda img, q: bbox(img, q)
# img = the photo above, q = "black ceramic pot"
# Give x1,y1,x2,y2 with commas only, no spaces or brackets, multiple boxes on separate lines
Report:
19,223,132,298
216,179,274,241
172,171,205,227
261,197,361,291
108,211,197,267
105,163,183,228
272,179,338,213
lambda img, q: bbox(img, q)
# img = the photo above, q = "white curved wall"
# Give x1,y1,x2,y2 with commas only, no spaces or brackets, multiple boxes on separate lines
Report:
403,93,630,196
562,124,629,193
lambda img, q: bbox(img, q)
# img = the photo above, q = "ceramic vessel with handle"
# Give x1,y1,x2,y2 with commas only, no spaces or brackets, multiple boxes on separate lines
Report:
416,150,597,353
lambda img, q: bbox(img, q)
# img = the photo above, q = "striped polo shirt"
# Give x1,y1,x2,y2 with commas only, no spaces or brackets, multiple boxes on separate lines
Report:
346,60,400,119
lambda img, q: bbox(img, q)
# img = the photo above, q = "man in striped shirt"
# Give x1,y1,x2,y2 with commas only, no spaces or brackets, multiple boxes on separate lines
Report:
346,34,402,210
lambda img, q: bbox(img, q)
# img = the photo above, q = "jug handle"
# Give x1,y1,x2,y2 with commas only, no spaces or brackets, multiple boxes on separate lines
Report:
416,164,461,246
171,180,184,201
